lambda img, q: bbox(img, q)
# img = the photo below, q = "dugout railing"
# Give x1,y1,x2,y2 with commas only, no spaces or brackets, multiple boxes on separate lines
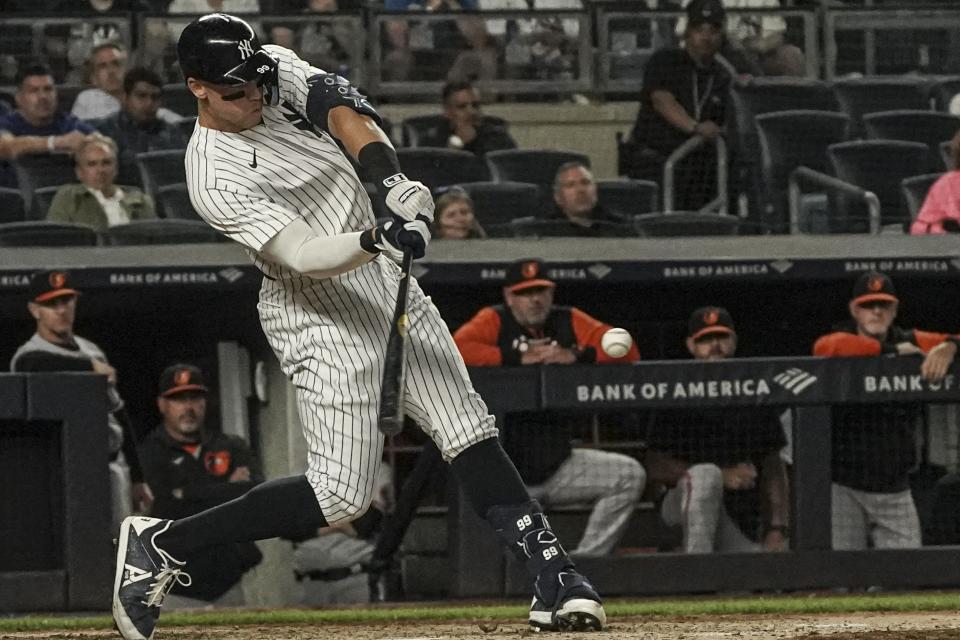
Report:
451,357,960,597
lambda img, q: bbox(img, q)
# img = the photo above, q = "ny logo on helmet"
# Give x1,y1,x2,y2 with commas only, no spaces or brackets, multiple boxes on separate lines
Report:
237,39,254,59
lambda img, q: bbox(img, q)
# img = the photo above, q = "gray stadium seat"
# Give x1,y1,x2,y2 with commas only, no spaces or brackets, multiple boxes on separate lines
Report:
863,110,960,172
755,110,850,233
827,140,929,232
12,153,76,218
0,221,98,247
102,219,223,245
395,148,490,192
832,77,931,138
901,173,943,223
942,140,953,171
136,148,187,201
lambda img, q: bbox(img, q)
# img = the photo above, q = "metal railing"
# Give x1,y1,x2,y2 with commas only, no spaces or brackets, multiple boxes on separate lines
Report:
788,166,881,234
663,134,728,214
823,7,960,79
595,8,820,93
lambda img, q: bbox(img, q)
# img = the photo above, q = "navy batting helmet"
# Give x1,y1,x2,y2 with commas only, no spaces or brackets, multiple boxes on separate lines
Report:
177,13,277,86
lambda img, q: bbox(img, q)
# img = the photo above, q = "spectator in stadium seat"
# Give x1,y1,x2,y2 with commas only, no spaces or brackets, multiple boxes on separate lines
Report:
911,130,960,235
0,63,97,187
47,137,156,230
626,0,732,211
73,43,182,125
10,270,153,532
94,67,189,187
139,364,262,607
546,161,625,236
814,271,960,550
646,306,790,553
433,187,487,238
454,258,645,557
416,81,516,157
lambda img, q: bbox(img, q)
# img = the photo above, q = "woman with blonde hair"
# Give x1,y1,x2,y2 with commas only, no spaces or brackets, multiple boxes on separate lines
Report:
433,188,487,239
912,129,960,234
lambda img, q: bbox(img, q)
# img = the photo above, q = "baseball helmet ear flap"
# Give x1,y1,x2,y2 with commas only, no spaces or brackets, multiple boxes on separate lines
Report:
177,12,278,87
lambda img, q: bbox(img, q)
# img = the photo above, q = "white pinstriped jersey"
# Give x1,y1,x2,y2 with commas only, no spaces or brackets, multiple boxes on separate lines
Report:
182,45,497,523
185,44,373,281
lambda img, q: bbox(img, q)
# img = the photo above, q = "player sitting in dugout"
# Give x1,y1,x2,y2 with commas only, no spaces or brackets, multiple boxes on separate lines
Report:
814,270,960,551
453,258,646,557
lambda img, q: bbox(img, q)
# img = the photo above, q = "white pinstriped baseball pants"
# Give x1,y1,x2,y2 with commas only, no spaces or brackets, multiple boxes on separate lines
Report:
258,256,498,524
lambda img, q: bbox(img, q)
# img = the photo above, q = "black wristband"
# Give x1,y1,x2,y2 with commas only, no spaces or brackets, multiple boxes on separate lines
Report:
359,226,381,254
358,141,403,188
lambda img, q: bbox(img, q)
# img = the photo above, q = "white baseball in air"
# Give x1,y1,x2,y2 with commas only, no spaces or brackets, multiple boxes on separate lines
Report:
601,328,633,358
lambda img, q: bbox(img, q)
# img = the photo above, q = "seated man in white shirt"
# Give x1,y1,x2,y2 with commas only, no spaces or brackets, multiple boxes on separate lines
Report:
46,136,156,231
73,43,182,124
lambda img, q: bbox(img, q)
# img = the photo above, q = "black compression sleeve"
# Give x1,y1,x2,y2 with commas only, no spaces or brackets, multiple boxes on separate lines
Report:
358,141,403,186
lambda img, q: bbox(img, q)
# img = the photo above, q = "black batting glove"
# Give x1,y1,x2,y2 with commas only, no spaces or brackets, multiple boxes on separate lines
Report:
361,217,431,260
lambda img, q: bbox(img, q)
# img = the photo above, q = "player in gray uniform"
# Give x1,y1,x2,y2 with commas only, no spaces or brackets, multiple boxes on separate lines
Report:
111,14,605,640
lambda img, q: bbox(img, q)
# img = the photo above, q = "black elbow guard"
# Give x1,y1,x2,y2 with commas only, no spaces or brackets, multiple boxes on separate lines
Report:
305,72,382,133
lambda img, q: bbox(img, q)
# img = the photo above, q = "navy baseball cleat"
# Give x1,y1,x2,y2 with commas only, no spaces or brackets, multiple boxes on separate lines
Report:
528,569,606,632
113,516,191,640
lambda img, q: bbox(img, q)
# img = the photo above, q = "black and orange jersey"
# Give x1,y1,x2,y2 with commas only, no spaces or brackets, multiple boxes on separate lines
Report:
454,304,640,367
813,324,959,493
814,324,959,357
139,428,263,520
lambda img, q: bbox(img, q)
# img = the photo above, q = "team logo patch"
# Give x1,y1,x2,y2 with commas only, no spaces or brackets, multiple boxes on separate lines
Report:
205,451,232,476
174,369,191,386
522,261,539,279
237,39,254,60
49,271,67,289
703,309,719,325
868,276,884,292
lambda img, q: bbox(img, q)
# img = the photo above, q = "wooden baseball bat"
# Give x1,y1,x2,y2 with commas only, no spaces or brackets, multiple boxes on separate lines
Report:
378,248,413,437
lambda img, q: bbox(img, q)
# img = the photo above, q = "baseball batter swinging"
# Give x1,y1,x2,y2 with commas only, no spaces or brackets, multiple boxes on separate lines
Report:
112,14,604,640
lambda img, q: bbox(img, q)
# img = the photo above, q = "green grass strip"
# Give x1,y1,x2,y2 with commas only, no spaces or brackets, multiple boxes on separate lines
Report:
3,592,959,632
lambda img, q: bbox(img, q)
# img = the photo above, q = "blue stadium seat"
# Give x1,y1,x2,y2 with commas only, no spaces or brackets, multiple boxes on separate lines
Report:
136,149,187,202
12,153,76,219
156,183,203,221
401,114,508,148
755,110,850,233
102,219,224,246
632,212,742,237
485,149,590,189
0,221,98,247
452,181,540,231
828,140,929,232
31,185,61,220
832,77,932,138
395,148,490,192
596,179,659,219
0,186,26,224
901,173,943,223
863,110,960,173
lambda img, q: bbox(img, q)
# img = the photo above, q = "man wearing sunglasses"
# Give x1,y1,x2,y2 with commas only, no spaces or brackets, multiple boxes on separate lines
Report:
814,271,960,551
417,80,516,157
